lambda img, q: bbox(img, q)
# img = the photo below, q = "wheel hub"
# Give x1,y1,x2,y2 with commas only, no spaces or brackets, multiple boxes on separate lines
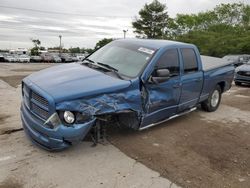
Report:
211,90,219,107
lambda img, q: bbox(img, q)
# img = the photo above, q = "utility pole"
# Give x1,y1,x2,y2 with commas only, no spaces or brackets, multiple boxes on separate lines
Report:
123,29,128,39
59,35,62,54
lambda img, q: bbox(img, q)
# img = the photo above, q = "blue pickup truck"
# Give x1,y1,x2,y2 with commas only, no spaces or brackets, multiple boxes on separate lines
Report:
21,39,234,150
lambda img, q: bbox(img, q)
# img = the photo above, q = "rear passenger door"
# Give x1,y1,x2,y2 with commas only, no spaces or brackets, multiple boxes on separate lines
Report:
178,48,203,112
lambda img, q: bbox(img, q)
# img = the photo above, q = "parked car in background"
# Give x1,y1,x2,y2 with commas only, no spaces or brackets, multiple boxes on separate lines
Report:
0,54,5,62
60,53,73,63
41,53,53,62
4,55,17,62
30,56,42,63
52,55,62,63
223,54,250,67
76,54,85,61
235,60,250,85
71,56,79,62
18,55,30,63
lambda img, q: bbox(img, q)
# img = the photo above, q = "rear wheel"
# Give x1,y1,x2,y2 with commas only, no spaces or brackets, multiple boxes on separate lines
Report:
201,85,222,112
235,81,241,86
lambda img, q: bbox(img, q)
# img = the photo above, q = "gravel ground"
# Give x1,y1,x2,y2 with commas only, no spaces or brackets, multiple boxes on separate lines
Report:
0,62,249,188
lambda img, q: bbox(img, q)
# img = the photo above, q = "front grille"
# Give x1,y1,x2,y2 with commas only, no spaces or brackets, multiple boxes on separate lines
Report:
31,91,49,108
238,71,250,77
31,102,49,120
22,83,50,120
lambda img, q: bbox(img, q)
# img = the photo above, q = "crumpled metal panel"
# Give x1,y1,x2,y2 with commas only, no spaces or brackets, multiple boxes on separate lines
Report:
56,88,143,118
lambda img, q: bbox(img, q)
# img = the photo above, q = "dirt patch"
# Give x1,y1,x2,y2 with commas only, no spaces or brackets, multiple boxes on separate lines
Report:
108,89,250,188
0,177,23,188
222,96,250,111
0,75,27,88
0,114,11,124
234,86,250,96
222,86,250,111
109,112,250,188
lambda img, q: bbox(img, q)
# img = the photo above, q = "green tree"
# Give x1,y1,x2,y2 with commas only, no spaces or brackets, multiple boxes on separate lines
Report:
169,2,250,57
69,47,81,53
85,48,95,54
132,0,169,39
94,38,113,50
30,39,45,55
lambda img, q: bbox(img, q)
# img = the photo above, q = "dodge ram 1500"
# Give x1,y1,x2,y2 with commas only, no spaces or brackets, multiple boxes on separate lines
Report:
21,39,234,150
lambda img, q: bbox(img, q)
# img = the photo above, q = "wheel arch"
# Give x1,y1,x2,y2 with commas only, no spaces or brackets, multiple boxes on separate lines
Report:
217,81,226,93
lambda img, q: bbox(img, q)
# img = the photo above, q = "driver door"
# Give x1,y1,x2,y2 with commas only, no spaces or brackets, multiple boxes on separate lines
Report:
141,49,181,127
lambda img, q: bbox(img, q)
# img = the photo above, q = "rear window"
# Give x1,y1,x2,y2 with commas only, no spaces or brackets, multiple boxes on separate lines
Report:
181,48,198,73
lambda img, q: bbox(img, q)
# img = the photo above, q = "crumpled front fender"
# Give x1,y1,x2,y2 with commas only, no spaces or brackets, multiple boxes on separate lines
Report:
56,88,143,119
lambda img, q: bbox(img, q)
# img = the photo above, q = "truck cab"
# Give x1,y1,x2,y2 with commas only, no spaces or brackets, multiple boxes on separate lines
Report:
21,39,234,150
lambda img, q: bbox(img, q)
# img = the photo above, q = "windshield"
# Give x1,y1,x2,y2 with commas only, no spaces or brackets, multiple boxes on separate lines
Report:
87,41,155,78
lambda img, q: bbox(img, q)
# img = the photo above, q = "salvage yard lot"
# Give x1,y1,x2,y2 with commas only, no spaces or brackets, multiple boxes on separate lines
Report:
0,63,249,188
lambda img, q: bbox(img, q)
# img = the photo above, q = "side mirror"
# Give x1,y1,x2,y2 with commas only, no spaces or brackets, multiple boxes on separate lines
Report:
149,69,170,84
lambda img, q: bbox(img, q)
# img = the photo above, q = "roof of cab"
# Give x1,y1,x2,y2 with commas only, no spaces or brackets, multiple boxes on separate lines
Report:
117,38,195,49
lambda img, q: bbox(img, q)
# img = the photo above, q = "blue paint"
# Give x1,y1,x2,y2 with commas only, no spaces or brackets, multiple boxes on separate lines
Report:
21,39,234,150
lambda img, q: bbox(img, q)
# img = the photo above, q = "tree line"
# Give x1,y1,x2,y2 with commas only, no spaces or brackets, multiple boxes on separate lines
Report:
132,0,250,57
30,1,250,57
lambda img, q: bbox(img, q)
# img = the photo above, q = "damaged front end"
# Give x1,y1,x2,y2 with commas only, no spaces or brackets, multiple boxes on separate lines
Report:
21,79,143,151
21,102,96,151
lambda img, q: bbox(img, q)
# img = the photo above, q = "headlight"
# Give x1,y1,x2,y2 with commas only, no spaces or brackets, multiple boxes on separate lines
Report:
63,111,75,124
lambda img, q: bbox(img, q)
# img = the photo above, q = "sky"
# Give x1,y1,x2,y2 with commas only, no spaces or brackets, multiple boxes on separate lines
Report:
0,0,249,49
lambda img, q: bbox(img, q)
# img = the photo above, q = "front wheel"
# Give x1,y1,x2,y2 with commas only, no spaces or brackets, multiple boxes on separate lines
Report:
201,85,222,112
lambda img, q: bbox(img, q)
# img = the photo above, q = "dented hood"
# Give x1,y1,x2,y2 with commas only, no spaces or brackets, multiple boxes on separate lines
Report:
26,63,131,102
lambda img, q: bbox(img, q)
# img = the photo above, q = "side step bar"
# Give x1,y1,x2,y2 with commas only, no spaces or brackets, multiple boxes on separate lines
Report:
139,107,197,131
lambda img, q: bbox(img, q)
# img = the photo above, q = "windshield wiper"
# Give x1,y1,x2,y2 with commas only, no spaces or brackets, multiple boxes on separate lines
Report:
97,62,123,79
83,58,95,64
97,62,118,72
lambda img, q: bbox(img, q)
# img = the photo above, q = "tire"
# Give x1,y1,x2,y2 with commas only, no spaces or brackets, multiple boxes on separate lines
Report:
201,85,222,112
235,81,241,86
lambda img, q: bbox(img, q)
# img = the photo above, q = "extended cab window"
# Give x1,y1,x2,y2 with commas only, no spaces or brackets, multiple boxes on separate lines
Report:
181,48,198,73
155,49,179,77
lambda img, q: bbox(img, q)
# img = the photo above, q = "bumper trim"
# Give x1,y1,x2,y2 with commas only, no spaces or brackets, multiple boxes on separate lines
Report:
21,102,95,151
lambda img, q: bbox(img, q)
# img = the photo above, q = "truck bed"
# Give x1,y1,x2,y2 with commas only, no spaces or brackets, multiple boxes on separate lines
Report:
201,55,233,71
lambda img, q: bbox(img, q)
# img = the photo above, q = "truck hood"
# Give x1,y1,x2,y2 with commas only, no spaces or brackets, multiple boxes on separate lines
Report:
25,63,132,102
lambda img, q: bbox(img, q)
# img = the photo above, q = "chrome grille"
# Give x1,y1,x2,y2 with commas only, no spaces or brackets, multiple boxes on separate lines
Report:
31,91,49,108
31,102,49,120
22,83,50,120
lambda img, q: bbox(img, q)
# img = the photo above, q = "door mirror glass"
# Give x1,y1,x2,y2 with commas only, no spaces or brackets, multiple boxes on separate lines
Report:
150,69,170,84
156,69,170,77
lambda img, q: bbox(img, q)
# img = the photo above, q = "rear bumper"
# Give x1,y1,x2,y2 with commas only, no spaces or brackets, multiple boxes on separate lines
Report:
21,102,95,151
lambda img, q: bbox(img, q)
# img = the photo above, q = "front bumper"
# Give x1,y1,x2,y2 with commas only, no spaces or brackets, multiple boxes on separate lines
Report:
235,74,250,84
21,102,95,151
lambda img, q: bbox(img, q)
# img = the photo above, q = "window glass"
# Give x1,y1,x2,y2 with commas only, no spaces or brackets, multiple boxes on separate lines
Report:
88,42,155,78
181,48,198,73
155,49,179,77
